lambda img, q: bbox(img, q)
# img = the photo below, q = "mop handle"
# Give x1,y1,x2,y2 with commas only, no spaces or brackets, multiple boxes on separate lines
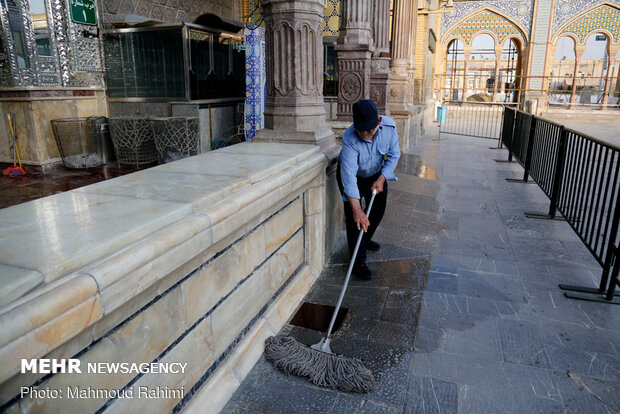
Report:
325,189,377,340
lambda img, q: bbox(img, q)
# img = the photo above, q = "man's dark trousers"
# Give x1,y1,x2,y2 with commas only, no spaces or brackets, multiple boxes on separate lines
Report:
336,164,388,268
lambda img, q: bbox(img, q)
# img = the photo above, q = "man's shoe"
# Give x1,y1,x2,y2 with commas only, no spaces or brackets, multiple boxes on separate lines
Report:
353,264,372,280
367,240,381,251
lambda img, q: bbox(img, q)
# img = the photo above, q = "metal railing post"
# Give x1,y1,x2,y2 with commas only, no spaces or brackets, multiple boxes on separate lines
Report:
547,126,568,218
522,116,537,182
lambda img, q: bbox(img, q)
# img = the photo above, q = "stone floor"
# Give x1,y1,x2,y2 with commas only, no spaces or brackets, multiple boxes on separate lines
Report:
0,164,137,209
221,132,620,414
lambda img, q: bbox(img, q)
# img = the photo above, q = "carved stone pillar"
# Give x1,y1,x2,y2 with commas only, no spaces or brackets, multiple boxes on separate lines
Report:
406,0,418,104
370,0,392,115
335,0,374,122
388,0,413,151
389,0,411,113
253,0,337,159
462,46,471,101
569,46,586,108
493,45,503,101
601,46,619,109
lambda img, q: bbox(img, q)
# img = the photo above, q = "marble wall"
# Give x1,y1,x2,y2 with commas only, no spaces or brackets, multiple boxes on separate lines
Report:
0,142,328,413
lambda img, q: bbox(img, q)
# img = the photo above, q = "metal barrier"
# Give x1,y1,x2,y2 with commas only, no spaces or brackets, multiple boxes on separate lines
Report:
439,102,505,139
502,107,620,304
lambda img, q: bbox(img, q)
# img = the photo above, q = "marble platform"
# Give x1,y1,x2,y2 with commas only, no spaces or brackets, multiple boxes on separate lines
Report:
0,142,330,413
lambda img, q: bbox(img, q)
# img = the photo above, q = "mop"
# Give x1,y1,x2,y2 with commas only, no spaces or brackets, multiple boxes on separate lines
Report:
3,114,26,177
265,190,377,393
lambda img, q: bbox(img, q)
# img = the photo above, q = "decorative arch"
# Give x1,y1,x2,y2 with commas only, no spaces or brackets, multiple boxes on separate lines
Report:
554,4,620,45
471,30,500,46
442,8,528,47
552,32,580,47
444,36,468,50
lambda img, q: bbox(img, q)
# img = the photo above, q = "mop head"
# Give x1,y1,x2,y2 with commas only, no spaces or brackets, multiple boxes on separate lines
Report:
2,165,26,177
264,335,375,393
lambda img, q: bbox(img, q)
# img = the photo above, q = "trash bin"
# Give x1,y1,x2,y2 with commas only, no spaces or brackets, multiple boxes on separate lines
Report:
437,106,447,124
51,117,107,168
150,117,199,163
109,116,158,168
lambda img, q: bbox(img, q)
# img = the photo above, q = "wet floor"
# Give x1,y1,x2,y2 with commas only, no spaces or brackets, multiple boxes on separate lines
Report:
0,164,138,209
222,136,619,414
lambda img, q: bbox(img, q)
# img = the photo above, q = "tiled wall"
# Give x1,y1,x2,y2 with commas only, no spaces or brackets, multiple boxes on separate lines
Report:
100,0,240,26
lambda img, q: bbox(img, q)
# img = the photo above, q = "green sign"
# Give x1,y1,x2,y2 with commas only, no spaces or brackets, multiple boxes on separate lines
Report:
69,0,97,26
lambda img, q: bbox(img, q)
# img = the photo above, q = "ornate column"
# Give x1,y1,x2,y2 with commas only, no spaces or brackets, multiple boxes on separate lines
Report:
601,46,619,109
388,0,414,151
335,0,374,121
406,0,418,104
493,45,503,101
569,46,586,109
370,0,392,115
462,46,471,101
389,0,411,113
253,0,338,159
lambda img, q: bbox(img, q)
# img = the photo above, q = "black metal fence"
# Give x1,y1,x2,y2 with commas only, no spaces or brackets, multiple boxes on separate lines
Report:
502,107,619,304
439,102,507,139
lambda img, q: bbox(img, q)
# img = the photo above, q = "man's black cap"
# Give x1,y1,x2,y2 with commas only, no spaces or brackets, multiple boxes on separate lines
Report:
353,100,379,131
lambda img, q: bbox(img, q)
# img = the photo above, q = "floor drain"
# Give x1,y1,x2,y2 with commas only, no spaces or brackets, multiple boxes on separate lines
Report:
289,302,348,333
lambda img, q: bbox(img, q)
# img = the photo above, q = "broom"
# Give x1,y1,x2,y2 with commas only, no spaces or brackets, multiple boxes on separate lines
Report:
265,190,378,393
3,114,27,177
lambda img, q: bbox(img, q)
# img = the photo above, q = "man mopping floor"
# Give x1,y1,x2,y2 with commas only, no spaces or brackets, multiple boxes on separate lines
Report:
337,99,401,280
264,100,401,393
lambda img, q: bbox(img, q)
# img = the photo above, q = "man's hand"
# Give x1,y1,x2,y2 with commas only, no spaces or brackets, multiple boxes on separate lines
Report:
348,198,370,232
371,175,386,194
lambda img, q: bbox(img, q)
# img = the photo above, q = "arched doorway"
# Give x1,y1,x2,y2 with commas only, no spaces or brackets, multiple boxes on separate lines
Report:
468,33,496,101
549,36,577,107
500,38,521,103
445,38,465,102
578,32,611,108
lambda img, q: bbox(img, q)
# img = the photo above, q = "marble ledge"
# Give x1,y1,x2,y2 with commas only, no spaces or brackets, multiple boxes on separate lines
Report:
0,143,326,383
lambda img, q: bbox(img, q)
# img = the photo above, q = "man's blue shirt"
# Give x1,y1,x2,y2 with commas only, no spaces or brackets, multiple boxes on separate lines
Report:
338,115,401,201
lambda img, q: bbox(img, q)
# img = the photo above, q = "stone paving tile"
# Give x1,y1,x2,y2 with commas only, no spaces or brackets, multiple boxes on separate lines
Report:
403,376,458,414
234,374,343,414
420,291,520,324
498,319,552,368
414,316,503,362
455,269,528,303
545,344,620,382
554,372,620,414
409,351,564,403
456,383,566,414
329,338,412,408
431,254,520,277
425,270,459,295
537,319,620,356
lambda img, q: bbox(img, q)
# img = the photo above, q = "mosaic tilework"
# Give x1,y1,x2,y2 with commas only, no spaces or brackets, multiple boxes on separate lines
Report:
322,0,340,36
444,10,525,45
247,0,339,36
244,26,266,141
529,0,553,90
557,4,620,44
553,0,620,34
442,0,533,38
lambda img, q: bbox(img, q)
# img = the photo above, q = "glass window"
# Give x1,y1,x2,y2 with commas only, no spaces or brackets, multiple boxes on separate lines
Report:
323,43,337,96
189,29,245,100
6,0,29,68
29,0,52,57
103,28,186,99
